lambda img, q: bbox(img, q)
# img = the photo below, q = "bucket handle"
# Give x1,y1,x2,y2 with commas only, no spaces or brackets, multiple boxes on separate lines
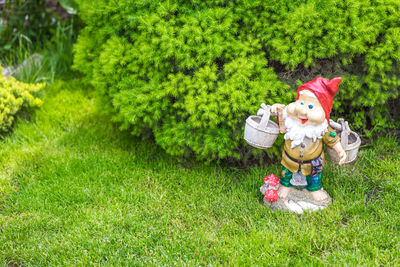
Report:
257,103,272,131
329,119,342,131
337,118,350,149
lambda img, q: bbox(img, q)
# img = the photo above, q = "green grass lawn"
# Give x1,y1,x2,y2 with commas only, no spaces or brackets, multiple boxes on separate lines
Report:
0,80,399,265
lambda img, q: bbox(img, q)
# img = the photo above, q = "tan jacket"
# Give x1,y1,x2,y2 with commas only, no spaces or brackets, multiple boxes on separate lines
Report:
281,126,340,176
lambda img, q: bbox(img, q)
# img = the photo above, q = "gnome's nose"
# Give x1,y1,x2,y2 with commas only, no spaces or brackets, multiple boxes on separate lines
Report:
295,104,308,116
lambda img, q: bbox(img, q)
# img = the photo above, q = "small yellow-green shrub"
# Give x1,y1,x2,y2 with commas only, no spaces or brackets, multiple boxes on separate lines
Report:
0,67,44,131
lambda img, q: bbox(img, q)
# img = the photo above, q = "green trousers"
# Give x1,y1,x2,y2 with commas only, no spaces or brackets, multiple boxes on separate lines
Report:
280,166,322,192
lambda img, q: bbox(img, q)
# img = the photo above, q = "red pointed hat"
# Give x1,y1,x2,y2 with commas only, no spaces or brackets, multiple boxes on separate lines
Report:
296,77,342,121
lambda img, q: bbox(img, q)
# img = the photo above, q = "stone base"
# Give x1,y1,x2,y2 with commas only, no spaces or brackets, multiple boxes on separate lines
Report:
263,187,332,215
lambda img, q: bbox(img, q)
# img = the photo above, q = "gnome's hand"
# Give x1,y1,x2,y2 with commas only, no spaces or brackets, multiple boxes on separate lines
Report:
338,149,347,165
333,142,347,165
271,103,285,113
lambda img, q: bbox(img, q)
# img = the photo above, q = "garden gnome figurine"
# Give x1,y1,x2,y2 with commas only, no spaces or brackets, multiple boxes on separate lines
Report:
270,77,347,206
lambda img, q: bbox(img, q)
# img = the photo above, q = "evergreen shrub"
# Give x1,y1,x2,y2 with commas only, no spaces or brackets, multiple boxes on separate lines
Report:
74,0,400,161
0,67,44,131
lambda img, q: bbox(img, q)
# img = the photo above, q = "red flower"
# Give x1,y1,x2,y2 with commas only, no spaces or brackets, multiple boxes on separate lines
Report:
264,174,280,186
264,189,278,202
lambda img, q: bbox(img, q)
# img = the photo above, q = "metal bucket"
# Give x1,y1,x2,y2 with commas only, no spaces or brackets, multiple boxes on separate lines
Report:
327,118,361,165
244,104,280,149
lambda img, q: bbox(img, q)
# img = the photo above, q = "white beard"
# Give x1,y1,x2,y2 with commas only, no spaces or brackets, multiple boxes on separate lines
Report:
283,109,328,148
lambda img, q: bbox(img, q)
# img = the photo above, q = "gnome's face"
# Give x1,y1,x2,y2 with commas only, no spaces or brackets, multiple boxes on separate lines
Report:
286,90,326,126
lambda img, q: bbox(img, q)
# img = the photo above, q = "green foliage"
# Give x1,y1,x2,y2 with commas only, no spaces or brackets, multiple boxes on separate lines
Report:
2,17,79,85
0,0,77,60
0,67,44,132
13,22,77,84
74,0,400,161
58,0,78,15
0,0,52,56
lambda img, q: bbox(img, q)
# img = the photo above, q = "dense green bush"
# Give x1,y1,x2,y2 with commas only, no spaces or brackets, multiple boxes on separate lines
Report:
0,67,43,131
74,0,400,161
